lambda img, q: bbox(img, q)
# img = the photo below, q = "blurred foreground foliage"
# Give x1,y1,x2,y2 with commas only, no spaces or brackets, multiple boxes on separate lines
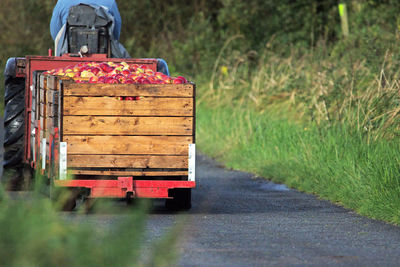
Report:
0,180,180,266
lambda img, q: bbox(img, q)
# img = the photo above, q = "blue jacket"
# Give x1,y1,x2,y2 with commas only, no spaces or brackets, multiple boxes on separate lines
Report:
50,0,122,40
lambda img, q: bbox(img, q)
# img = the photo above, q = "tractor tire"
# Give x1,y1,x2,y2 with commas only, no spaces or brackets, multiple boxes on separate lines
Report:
4,76,25,169
165,188,192,211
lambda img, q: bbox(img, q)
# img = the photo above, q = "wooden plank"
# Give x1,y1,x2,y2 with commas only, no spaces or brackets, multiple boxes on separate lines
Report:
40,115,46,132
47,75,58,90
64,135,193,155
40,103,46,117
69,170,188,176
68,155,188,168
39,89,46,103
63,116,193,135
45,117,53,140
39,74,47,89
47,90,59,105
63,82,194,97
63,96,193,116
48,104,59,118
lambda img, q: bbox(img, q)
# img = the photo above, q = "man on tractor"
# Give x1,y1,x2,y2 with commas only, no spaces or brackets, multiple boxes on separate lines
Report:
50,0,129,58
50,0,122,42
49,0,169,74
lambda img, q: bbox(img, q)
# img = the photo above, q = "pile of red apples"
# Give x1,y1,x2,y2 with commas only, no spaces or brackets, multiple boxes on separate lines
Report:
44,61,188,84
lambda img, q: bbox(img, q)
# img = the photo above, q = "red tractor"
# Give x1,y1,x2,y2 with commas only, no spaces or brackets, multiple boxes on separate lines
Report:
3,5,195,210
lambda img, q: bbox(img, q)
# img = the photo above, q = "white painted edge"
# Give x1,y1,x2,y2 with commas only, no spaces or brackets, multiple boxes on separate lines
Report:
59,142,67,180
188,144,196,181
32,128,36,162
41,138,46,170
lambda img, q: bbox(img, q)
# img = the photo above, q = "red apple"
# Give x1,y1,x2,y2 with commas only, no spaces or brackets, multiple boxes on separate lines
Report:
141,78,151,84
122,69,131,75
105,77,119,84
100,63,114,73
176,76,188,83
173,77,184,84
91,67,101,75
89,76,99,83
98,76,106,83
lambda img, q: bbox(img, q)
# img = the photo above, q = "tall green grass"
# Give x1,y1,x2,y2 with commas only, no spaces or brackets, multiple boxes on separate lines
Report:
196,35,400,224
198,104,400,224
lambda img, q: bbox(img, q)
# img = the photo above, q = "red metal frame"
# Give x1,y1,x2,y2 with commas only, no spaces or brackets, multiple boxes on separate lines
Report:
55,178,195,198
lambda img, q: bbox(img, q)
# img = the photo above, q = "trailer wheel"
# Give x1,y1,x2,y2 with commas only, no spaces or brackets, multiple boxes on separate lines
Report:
165,188,192,211
4,76,25,169
50,186,78,211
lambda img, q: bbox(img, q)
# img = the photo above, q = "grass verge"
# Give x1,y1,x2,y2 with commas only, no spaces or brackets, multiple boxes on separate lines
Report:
197,103,400,225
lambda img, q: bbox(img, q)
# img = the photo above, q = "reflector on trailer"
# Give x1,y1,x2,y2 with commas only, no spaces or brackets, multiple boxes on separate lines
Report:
189,143,196,182
59,142,67,180
41,138,46,170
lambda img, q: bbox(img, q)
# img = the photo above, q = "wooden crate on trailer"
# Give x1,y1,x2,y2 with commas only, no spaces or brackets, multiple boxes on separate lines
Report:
40,75,195,179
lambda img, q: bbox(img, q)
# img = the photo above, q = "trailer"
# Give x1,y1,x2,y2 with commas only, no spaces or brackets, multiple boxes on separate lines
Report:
4,54,196,210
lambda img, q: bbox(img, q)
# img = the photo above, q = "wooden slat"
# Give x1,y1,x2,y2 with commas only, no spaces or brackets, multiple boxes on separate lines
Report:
63,82,194,97
47,104,59,117
69,170,188,176
68,155,188,168
39,74,47,89
48,90,59,104
63,116,193,135
64,135,192,155
63,96,193,116
39,101,46,116
40,89,46,103
47,75,58,90
40,103,46,117
45,117,53,140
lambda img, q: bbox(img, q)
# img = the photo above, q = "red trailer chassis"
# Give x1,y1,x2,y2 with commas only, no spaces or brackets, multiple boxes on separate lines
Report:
17,53,196,199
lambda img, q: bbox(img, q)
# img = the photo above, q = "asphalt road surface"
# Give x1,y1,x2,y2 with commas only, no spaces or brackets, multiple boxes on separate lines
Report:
67,154,400,266
1,118,400,265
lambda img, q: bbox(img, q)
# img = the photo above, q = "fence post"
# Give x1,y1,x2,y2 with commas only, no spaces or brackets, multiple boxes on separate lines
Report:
339,3,349,37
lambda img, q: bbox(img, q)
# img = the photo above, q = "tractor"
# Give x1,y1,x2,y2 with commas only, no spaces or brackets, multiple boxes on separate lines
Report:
3,4,196,210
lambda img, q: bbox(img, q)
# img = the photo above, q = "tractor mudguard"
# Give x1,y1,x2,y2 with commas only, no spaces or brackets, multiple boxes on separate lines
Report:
4,58,17,77
4,57,26,78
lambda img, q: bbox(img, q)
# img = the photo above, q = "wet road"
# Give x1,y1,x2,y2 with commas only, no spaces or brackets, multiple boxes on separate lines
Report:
2,119,400,265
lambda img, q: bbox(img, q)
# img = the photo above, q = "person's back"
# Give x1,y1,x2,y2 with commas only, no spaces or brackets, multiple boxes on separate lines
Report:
50,0,121,41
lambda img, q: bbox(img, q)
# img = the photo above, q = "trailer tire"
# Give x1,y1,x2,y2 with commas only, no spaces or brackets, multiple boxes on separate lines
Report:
50,186,78,211
165,188,192,211
4,76,25,169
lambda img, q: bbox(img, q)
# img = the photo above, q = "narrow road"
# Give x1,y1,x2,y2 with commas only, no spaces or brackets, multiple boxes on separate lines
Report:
76,154,400,266
174,154,400,266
